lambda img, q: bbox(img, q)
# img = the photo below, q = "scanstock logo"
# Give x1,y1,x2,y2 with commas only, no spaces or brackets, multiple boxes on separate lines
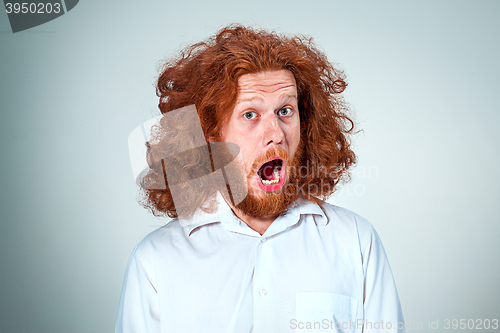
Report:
4,0,79,33
128,105,247,225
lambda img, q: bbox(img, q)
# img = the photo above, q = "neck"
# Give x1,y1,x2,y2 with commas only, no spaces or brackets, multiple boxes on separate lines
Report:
226,201,278,235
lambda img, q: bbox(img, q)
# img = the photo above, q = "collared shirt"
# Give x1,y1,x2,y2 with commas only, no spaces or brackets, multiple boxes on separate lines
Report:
115,196,405,333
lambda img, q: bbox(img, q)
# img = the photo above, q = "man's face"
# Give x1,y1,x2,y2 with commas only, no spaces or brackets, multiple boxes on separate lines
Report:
221,69,301,217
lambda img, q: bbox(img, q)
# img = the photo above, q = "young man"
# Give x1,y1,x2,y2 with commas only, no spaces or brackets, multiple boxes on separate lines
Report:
116,25,405,332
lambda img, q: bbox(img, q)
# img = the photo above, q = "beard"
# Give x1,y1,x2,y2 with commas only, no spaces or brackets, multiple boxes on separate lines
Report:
234,141,304,218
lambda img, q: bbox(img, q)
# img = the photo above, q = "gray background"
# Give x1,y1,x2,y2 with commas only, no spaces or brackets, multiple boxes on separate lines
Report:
1,0,499,332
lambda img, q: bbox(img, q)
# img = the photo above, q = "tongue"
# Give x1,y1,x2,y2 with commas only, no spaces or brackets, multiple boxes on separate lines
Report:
261,161,274,180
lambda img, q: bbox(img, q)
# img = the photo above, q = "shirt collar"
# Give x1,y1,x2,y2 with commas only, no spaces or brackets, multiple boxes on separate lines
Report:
181,193,328,236
293,197,328,226
271,197,327,230
176,192,235,236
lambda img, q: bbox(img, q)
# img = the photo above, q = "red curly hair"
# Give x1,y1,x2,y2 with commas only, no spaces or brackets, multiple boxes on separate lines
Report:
141,25,356,218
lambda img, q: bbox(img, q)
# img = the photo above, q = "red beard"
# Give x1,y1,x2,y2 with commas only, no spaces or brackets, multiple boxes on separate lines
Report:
235,142,304,218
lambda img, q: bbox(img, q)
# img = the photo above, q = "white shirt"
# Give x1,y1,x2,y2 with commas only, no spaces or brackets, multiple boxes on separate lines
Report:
115,196,405,333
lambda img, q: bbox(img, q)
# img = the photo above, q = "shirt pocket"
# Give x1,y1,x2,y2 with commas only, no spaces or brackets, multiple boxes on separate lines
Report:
295,292,358,332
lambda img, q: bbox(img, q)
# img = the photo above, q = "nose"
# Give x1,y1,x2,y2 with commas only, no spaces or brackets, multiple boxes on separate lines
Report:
262,114,285,146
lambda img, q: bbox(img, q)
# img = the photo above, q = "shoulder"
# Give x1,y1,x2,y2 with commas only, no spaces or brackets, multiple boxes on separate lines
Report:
317,201,379,254
132,219,187,260
318,201,375,232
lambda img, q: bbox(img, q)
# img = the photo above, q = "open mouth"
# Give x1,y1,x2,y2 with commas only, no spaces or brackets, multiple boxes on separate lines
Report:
256,158,285,191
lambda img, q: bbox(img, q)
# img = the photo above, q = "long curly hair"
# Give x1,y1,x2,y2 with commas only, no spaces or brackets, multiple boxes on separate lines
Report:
141,25,356,218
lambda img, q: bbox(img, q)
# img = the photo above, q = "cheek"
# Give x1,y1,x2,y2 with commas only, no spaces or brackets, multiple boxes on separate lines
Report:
233,144,253,174
288,122,301,151
242,150,256,174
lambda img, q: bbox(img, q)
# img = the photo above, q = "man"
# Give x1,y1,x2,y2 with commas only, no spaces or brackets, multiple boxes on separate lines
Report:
116,25,405,332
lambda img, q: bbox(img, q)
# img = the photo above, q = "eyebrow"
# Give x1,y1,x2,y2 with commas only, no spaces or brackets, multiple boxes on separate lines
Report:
236,92,297,104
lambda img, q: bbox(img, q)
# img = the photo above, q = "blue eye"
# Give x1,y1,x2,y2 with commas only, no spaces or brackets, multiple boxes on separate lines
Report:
243,111,257,119
278,107,292,116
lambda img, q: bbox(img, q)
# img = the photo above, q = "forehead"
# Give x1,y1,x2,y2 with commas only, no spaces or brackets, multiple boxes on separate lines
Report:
236,70,297,102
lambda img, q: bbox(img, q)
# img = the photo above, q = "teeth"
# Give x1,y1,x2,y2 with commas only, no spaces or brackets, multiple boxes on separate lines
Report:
261,171,280,185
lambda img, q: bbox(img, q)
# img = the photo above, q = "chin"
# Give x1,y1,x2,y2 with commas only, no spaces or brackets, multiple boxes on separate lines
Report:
236,178,298,218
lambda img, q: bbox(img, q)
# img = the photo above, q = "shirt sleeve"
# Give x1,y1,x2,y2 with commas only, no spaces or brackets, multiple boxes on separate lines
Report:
358,220,405,332
115,245,161,333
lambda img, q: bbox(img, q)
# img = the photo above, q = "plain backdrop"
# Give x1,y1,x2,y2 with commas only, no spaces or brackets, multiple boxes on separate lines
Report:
1,1,499,332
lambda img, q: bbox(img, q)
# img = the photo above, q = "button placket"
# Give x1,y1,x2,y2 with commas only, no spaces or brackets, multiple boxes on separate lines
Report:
253,235,275,331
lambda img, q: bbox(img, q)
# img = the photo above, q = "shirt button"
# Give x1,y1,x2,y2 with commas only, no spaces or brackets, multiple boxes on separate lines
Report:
261,237,267,243
260,289,268,296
